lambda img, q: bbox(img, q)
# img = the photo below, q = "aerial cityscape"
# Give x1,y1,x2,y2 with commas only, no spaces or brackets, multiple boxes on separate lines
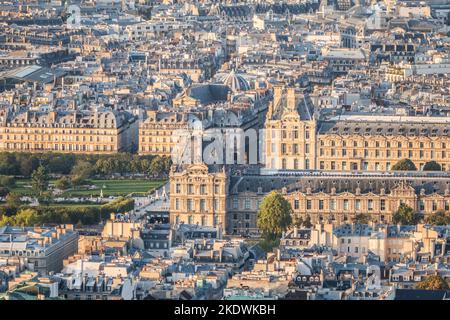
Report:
0,0,449,304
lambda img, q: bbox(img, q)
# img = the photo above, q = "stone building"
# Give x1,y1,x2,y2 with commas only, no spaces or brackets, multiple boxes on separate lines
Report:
264,86,450,172
0,225,78,275
0,108,138,153
169,163,228,233
169,163,450,235
139,110,206,157
227,172,450,233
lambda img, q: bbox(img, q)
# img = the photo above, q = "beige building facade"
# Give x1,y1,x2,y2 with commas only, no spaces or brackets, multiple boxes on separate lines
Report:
0,108,138,153
169,163,228,232
264,86,450,172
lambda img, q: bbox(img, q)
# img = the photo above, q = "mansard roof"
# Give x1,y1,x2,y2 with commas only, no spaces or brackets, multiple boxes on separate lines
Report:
229,173,450,196
318,115,450,137
270,91,314,122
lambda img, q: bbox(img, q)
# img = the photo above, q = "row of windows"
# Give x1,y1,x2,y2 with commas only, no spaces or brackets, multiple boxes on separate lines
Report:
0,135,115,142
140,145,172,153
293,198,384,211
174,198,220,212
3,143,116,152
318,161,447,171
269,129,311,139
174,215,217,226
319,148,447,159
320,140,447,149
2,129,115,135
175,184,221,195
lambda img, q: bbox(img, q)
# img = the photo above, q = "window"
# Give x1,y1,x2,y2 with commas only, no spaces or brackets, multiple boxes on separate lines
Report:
175,198,180,210
419,200,425,211
188,184,194,194
368,199,373,211
175,184,181,193
200,199,206,212
330,199,336,211
244,198,251,210
294,200,300,210
319,200,324,210
306,200,312,210
343,199,349,211
187,199,193,211
380,199,385,211
355,199,361,211
200,184,207,195
232,197,238,209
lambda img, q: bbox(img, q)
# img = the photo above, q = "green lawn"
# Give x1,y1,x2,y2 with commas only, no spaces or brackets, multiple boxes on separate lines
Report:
10,179,166,197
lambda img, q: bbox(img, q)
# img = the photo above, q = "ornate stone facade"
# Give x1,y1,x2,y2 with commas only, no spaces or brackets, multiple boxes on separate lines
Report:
264,86,450,172
169,163,228,232
170,164,450,235
0,108,138,153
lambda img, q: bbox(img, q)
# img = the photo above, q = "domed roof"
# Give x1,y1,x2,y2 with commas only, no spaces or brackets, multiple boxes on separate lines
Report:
217,69,250,92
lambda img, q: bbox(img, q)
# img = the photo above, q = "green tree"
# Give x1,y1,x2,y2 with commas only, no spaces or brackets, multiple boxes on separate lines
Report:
392,203,419,225
303,215,313,228
71,160,94,185
292,216,304,228
422,161,442,172
18,156,39,177
149,156,165,176
353,213,371,224
12,209,40,227
0,153,18,175
257,191,293,240
55,176,71,191
5,192,21,209
31,165,49,196
415,275,449,290
392,159,417,171
425,210,450,226
0,175,15,188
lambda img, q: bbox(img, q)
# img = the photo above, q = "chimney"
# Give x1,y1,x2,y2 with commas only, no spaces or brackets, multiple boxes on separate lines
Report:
294,226,298,238
287,87,296,110
273,85,283,109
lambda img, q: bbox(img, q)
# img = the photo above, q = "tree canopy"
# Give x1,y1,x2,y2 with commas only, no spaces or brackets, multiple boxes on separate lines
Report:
257,191,292,240
31,165,49,196
392,159,417,171
422,161,442,172
352,213,371,224
415,275,449,290
425,210,450,226
392,203,419,225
